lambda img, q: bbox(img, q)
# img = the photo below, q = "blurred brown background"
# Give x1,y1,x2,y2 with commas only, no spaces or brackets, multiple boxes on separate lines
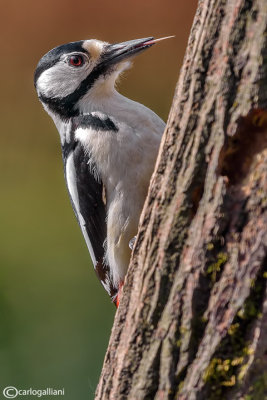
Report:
0,1,197,398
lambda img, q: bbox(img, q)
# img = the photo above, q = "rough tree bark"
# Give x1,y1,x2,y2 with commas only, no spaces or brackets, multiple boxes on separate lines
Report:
95,0,267,399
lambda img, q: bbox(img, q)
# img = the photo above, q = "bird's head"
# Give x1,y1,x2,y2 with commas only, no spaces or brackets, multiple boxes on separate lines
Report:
34,37,169,120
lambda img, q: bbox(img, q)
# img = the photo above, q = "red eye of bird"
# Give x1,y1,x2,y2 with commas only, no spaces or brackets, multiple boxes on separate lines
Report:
69,55,84,67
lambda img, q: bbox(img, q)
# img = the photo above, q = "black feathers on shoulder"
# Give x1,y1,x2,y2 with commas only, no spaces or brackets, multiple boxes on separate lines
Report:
73,114,119,132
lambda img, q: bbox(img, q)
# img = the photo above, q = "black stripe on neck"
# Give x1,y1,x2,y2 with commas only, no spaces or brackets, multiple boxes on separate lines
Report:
39,62,110,120
74,114,118,132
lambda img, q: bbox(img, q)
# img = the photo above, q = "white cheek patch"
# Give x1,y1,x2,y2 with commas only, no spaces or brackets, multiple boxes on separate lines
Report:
37,61,91,99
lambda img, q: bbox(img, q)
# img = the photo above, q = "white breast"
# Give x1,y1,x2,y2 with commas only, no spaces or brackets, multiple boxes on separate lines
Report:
75,95,164,285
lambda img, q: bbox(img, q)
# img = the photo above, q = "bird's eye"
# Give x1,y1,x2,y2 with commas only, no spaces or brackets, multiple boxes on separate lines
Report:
68,55,84,67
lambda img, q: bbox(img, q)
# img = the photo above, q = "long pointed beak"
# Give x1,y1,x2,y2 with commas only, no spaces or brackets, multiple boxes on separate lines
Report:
101,36,174,66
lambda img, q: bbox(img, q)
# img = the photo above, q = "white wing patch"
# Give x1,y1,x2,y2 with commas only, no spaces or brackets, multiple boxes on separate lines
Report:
65,152,97,266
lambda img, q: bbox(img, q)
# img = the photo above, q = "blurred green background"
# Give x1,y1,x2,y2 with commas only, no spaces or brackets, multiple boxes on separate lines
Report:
0,1,197,399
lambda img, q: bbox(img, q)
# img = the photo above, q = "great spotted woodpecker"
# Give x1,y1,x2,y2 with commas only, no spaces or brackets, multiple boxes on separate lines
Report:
34,36,172,306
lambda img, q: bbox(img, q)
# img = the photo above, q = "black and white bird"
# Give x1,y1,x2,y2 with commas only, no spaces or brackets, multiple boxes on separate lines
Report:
34,36,171,306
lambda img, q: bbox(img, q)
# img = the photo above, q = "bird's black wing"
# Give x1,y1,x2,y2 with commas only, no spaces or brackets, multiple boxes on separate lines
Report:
62,123,116,298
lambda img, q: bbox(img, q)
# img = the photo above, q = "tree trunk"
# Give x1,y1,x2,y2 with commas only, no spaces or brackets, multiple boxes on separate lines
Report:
95,0,267,399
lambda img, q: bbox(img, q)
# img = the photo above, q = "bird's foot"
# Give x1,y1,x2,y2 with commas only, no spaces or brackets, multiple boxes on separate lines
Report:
129,235,137,250
114,280,124,308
